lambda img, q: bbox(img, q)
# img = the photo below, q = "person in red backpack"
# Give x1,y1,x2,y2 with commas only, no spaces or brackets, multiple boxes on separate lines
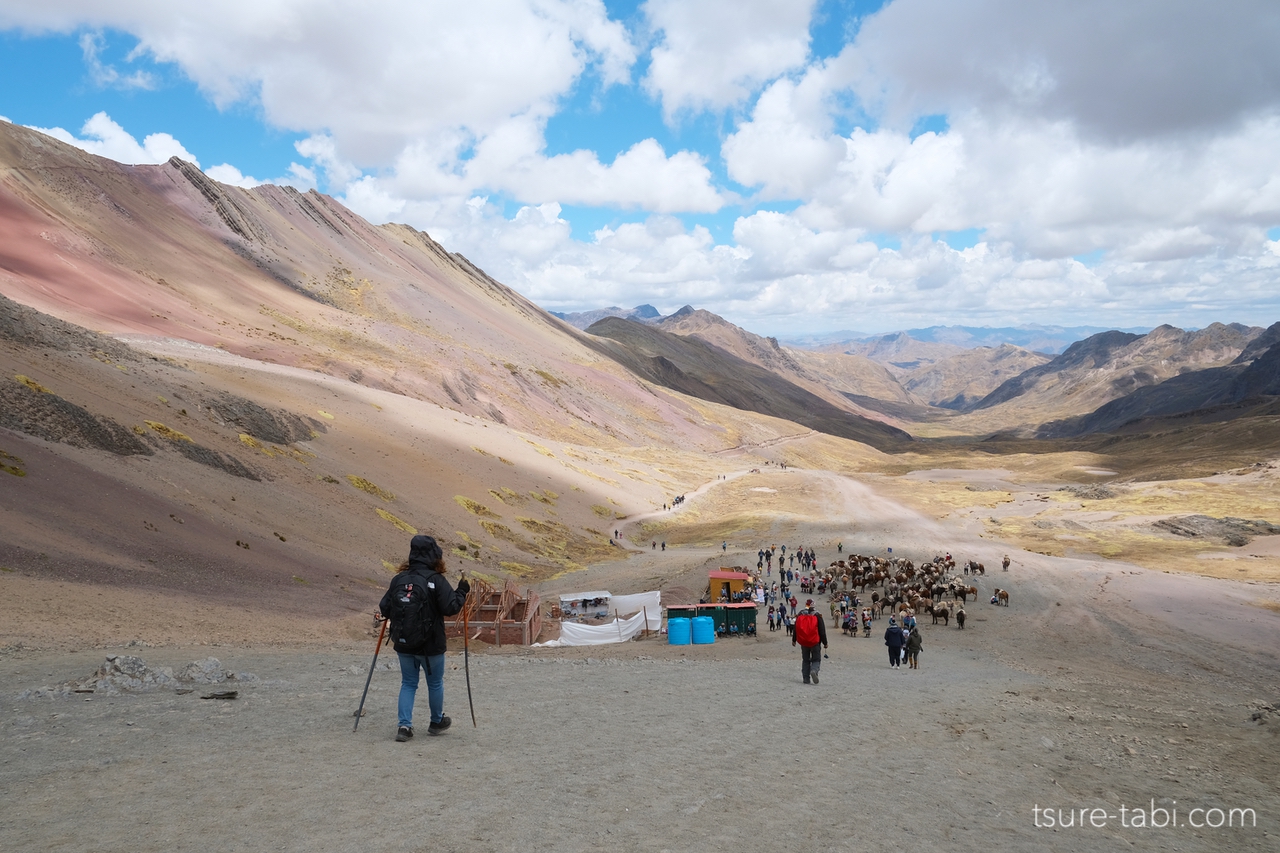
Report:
792,599,828,684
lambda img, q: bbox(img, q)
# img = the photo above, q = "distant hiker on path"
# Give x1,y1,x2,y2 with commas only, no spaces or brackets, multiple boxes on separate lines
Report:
379,535,469,742
792,599,828,684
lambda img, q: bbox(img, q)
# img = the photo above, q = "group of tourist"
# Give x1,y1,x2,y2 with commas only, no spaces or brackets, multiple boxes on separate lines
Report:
733,539,1012,682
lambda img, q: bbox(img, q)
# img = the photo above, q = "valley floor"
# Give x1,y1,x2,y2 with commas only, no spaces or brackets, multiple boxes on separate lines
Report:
3,465,1279,852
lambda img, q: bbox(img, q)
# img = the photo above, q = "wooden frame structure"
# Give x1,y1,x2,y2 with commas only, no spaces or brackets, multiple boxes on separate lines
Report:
446,579,542,646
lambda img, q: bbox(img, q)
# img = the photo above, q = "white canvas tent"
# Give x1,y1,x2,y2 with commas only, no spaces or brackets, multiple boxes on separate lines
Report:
558,591,611,618
539,590,662,647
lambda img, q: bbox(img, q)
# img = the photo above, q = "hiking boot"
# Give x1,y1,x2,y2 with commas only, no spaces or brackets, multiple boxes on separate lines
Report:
811,673,819,685
427,716,452,736
395,726,413,742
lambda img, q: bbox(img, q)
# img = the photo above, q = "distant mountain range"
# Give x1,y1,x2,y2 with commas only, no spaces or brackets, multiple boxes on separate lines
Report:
551,304,663,329
782,324,1151,354
551,302,1280,439
554,307,1156,356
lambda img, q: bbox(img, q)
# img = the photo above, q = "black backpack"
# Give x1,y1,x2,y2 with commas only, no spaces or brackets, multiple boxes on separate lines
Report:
388,572,436,654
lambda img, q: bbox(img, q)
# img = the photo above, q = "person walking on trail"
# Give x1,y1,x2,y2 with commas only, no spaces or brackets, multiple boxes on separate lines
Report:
884,616,904,668
378,535,470,742
906,625,923,669
793,599,828,684
789,594,798,617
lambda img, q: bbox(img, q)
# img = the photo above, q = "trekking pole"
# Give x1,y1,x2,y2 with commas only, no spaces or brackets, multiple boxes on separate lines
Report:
463,576,477,728
353,616,388,732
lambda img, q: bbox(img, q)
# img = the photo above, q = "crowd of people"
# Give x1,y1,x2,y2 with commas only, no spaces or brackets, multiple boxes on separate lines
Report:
725,541,1009,680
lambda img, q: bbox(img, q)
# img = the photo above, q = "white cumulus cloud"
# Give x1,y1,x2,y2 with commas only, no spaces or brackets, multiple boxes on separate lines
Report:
643,0,818,119
30,111,200,165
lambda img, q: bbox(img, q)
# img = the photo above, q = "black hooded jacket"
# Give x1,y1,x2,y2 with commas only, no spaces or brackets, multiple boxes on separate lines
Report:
379,535,470,656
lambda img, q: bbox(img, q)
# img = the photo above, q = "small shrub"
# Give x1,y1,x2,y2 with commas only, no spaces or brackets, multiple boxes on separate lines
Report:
376,508,417,534
455,496,499,518
348,475,394,501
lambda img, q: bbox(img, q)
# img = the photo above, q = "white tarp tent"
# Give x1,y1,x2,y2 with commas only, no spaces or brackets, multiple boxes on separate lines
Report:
559,590,612,603
608,590,661,618
549,609,662,647
558,591,611,618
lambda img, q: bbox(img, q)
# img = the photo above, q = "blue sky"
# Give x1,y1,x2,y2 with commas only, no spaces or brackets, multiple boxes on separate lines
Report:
1,1,1279,336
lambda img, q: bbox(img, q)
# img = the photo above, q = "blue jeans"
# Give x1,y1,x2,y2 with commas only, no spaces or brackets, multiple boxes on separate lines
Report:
397,652,444,728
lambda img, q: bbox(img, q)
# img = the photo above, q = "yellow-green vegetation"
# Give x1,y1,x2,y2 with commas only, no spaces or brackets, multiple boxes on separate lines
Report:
503,362,520,374
292,575,309,585
488,486,527,505
132,425,146,435
466,515,615,582
238,433,313,462
1,449,25,477
480,520,524,544
317,410,335,420
376,508,417,534
145,421,193,443
564,461,620,486
888,481,1016,511
524,440,556,458
591,504,621,519
381,560,401,573
472,446,492,457
455,530,484,549
15,375,52,394
500,561,536,577
641,514,777,548
516,517,556,535
348,475,395,501
533,369,562,388
157,395,168,404
982,474,1280,581
455,495,500,518
320,475,340,484
530,488,558,504
498,456,514,466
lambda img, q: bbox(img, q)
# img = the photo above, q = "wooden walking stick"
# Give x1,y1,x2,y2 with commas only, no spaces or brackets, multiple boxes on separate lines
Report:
353,616,388,732
463,584,477,728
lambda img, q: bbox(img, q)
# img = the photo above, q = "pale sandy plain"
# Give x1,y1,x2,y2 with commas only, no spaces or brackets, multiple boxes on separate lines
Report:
4,459,1279,853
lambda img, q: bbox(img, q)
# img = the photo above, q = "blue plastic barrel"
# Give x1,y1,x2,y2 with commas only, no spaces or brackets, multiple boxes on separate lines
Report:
667,618,691,645
691,615,716,644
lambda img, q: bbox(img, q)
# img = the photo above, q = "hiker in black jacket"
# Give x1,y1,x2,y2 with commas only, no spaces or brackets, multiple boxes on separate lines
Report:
884,616,904,668
378,535,469,742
